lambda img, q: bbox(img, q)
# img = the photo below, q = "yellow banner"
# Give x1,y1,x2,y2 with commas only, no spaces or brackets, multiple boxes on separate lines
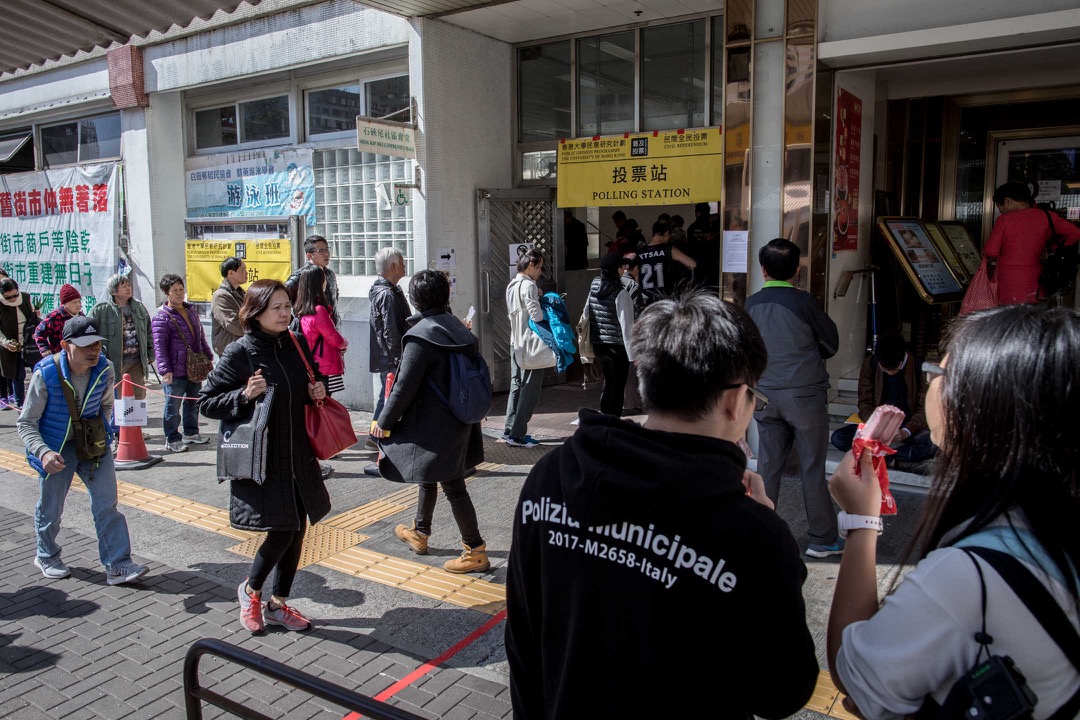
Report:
557,128,723,208
185,239,293,302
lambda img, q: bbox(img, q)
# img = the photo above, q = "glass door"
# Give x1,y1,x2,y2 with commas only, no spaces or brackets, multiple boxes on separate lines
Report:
994,135,1080,221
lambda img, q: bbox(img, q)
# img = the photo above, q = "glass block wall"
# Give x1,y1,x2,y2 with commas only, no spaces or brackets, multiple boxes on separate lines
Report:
313,148,414,276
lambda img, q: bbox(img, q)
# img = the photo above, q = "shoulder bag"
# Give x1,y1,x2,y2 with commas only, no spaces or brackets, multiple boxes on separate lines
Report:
216,347,274,484
577,302,595,362
1039,209,1080,299
288,331,357,460
170,310,213,382
959,259,998,315
54,355,108,462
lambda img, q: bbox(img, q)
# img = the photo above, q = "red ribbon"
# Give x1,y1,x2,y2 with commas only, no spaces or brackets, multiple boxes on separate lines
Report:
851,426,899,516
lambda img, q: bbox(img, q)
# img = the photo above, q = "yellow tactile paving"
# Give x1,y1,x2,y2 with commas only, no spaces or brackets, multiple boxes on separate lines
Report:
226,525,368,569
807,670,841,714
0,448,37,477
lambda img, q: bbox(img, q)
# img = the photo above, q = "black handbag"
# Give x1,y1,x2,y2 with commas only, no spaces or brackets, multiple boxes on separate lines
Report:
1039,209,1080,298
22,316,42,368
215,349,273,484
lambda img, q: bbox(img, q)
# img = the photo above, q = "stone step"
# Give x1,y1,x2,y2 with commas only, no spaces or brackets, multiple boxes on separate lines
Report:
747,449,934,491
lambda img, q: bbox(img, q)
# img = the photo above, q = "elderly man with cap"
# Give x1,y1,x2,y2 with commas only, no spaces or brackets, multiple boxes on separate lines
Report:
17,315,148,585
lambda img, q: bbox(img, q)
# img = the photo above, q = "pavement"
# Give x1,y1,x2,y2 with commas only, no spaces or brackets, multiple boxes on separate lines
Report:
0,378,926,719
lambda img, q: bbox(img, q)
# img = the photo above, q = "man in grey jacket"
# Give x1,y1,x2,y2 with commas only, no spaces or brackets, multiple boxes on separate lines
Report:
210,257,247,357
745,239,841,558
369,247,410,423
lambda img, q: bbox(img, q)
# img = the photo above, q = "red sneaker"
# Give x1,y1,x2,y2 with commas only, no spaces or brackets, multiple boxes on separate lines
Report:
237,579,264,634
264,602,312,631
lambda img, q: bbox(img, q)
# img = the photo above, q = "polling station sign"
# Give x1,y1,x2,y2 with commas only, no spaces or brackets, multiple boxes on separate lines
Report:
0,163,118,315
185,239,292,302
557,128,723,208
356,117,416,160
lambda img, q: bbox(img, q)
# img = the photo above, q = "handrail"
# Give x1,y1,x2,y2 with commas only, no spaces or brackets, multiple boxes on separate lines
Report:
184,638,426,720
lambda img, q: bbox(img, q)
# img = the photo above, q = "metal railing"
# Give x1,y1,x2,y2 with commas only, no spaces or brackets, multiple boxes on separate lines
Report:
184,638,426,720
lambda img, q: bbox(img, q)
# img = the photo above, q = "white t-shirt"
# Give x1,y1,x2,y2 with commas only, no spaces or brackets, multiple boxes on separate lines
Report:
836,518,1079,720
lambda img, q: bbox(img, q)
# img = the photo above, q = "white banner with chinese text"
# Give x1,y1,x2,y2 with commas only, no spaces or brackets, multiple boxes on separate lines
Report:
0,163,118,315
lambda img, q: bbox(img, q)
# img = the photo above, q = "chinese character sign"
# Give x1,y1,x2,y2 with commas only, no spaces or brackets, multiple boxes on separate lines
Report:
184,239,293,302
0,163,117,314
833,88,862,253
557,128,722,208
185,149,316,226
355,118,416,160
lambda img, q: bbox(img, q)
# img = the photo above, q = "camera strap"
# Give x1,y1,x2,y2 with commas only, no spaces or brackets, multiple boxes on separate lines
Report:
963,546,1080,720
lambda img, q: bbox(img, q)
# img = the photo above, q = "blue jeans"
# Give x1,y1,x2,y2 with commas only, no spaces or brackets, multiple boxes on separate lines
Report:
163,378,202,442
830,423,937,463
35,447,132,569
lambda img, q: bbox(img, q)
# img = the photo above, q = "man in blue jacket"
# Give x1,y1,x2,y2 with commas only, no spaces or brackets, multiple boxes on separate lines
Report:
18,316,148,585
745,239,841,558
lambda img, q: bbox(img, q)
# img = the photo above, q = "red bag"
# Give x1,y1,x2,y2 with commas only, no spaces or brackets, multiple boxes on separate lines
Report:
960,259,999,315
288,332,358,461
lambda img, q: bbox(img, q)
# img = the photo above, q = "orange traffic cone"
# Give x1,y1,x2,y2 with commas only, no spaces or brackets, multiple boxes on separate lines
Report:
115,373,163,470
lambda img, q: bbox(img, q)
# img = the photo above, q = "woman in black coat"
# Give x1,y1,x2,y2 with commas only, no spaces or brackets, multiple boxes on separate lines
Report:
199,279,330,634
372,270,489,574
0,278,38,410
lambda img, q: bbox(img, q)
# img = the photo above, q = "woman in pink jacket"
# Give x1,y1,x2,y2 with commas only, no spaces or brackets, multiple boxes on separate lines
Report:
294,265,348,395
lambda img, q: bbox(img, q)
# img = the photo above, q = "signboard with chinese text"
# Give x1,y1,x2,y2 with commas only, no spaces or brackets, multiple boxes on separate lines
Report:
877,218,964,304
356,117,416,160
557,128,723,208
0,163,118,315
184,239,293,302
937,222,982,278
833,88,862,253
185,149,315,226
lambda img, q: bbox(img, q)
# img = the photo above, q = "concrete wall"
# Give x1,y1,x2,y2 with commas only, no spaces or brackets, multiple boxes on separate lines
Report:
825,69,876,384
0,59,110,125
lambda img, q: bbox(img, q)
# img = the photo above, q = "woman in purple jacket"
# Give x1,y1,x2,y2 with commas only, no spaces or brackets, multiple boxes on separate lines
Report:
152,274,214,452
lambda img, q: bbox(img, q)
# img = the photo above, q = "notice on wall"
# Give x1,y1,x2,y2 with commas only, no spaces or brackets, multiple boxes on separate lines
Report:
510,242,534,280
557,128,723,208
722,230,749,273
1035,180,1062,206
185,239,293,302
185,148,316,226
356,117,416,160
435,247,456,272
832,88,862,253
0,163,118,315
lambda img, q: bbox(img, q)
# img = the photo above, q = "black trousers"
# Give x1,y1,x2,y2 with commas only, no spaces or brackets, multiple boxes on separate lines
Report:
248,488,307,597
595,344,630,417
415,477,484,548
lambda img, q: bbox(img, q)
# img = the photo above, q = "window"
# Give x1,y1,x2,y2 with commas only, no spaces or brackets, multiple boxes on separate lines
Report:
578,31,636,136
313,148,414,277
194,95,289,151
366,76,410,119
519,42,571,142
41,113,121,167
642,21,706,131
307,84,361,136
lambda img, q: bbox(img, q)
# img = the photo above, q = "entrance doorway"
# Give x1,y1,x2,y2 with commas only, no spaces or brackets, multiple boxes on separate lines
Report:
994,133,1080,220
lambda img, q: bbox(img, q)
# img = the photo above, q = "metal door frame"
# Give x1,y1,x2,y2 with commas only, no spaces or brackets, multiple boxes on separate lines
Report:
477,188,560,393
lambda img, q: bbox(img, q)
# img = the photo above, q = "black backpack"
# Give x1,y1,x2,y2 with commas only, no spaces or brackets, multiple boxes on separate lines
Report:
1039,210,1080,298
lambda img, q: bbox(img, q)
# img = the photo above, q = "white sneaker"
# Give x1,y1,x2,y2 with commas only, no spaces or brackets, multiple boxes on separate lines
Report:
106,561,148,586
183,434,209,444
34,556,71,579
166,440,188,452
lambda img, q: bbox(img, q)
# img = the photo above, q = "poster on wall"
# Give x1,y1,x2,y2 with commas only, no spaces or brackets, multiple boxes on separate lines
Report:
0,163,118,314
510,242,534,280
557,128,723,208
833,88,862,253
877,217,964,304
185,148,316,226
184,239,293,302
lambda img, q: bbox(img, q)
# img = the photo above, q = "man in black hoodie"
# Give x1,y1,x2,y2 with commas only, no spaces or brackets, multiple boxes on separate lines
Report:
506,292,819,720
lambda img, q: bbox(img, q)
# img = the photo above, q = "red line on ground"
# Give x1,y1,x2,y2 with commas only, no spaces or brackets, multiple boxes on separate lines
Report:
342,608,509,720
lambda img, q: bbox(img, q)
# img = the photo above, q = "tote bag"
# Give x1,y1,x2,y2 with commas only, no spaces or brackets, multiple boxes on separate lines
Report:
960,259,999,315
217,349,275,484
288,331,357,460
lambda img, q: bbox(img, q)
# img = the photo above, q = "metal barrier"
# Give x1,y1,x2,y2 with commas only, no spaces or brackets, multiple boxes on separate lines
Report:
184,638,426,720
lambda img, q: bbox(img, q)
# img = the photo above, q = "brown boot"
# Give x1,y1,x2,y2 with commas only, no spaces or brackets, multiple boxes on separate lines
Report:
394,523,429,555
443,542,490,574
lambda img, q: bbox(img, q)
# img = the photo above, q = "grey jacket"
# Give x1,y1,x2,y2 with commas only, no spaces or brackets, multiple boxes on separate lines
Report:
368,277,411,373
210,280,245,356
745,284,838,391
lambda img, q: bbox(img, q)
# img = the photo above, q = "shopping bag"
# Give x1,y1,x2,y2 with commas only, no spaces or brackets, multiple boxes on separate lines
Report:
960,259,998,315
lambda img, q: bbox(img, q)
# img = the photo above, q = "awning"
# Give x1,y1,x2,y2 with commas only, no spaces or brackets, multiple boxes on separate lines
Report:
0,133,32,163
0,0,263,75
350,0,511,18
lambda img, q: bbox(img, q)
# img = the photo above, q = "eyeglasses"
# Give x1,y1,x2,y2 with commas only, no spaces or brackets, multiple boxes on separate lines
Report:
922,362,944,384
311,247,331,256
722,383,769,412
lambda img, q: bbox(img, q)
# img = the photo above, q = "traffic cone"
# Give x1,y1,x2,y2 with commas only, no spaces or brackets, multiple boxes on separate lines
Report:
115,373,163,470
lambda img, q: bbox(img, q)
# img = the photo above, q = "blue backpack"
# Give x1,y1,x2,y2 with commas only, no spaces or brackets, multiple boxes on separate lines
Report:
428,351,493,425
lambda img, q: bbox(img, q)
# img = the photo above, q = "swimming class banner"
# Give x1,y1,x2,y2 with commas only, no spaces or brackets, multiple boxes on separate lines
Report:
185,148,316,226
557,128,723,208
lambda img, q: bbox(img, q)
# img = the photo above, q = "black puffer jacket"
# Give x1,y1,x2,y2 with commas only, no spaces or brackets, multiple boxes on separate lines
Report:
377,309,485,484
199,329,331,532
587,276,624,346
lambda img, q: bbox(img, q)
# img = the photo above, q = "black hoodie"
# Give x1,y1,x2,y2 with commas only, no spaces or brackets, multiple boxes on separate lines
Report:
506,410,818,719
